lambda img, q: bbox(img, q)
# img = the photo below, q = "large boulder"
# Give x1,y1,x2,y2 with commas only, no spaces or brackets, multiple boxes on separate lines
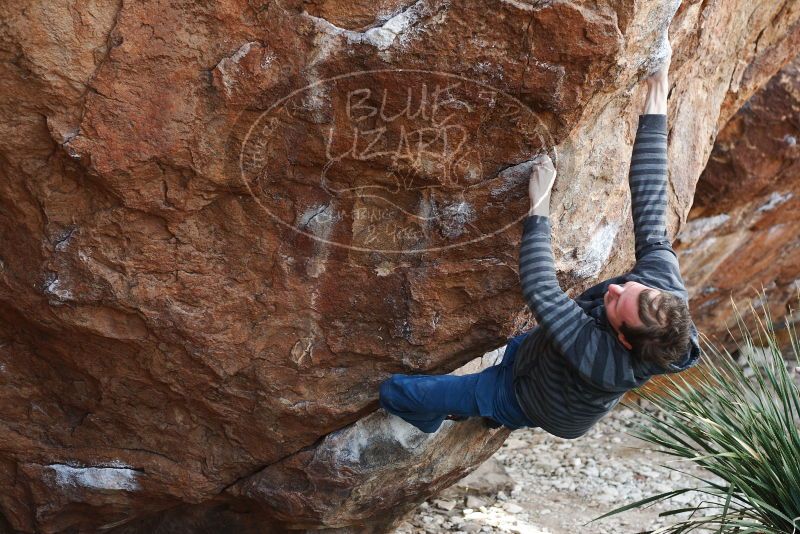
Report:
676,54,800,354
1,0,799,531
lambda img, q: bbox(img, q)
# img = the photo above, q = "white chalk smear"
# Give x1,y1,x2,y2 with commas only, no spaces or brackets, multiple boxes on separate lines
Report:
49,462,140,491
572,222,620,279
677,213,730,243
44,275,74,301
756,191,793,213
305,0,431,51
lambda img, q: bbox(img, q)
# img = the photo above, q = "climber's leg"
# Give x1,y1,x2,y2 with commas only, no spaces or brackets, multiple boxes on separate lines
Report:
379,330,537,433
379,372,482,433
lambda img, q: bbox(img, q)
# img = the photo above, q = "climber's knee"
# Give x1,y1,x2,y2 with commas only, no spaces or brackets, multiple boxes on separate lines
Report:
378,374,404,412
378,377,392,408
379,373,433,414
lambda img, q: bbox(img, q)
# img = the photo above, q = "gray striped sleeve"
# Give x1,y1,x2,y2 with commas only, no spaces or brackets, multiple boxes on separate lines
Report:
519,216,639,391
629,114,672,261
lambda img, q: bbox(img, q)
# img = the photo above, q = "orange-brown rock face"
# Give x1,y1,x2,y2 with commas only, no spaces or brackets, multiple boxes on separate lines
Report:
1,0,800,532
677,54,800,354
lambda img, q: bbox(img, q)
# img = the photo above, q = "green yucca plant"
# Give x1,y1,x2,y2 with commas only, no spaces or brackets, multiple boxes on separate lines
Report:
593,289,800,533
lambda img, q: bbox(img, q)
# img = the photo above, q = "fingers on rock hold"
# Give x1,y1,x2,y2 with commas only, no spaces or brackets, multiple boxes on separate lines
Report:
531,154,554,168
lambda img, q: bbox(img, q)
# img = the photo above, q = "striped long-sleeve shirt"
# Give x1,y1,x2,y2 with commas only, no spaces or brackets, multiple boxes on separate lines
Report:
512,114,701,439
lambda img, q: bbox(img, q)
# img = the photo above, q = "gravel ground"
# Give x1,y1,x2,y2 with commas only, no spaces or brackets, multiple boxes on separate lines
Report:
394,405,714,534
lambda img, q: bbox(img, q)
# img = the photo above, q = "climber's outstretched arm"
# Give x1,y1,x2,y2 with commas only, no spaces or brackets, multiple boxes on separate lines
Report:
520,158,640,392
628,49,693,301
629,51,672,261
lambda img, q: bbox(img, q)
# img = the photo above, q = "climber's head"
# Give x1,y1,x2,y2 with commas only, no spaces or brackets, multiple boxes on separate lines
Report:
604,281,692,367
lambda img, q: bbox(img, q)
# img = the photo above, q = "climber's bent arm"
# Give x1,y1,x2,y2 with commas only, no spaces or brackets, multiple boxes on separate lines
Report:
519,215,640,391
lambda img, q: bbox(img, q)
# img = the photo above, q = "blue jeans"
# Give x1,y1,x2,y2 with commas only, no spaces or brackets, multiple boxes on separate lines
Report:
378,332,536,433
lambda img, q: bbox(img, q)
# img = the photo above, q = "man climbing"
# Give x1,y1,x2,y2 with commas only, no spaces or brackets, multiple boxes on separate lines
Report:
378,43,701,437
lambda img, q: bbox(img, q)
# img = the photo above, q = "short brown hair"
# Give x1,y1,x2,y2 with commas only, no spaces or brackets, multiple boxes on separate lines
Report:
619,289,692,368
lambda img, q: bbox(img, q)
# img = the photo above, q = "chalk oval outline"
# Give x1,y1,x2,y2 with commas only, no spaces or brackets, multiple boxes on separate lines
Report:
238,68,557,254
